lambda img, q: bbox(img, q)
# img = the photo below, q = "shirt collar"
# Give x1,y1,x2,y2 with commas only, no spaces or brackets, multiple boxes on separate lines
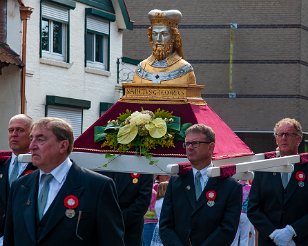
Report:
10,153,17,165
192,162,213,178
39,157,72,184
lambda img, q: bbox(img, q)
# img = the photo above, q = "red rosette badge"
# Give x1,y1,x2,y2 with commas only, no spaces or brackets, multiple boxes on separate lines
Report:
205,190,216,207
64,195,79,218
295,171,306,187
130,173,140,184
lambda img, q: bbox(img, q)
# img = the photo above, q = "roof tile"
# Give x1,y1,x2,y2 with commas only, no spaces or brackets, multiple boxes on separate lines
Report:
0,42,23,67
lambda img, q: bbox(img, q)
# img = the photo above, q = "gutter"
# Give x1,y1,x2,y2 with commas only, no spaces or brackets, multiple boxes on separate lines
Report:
18,0,33,113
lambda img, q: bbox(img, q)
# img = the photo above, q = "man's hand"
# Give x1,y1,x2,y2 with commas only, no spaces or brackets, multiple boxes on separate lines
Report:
287,239,296,246
270,225,296,246
269,229,279,240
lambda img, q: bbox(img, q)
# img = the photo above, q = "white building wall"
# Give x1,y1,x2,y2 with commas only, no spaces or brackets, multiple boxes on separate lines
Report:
24,1,123,131
7,0,21,53
0,1,22,149
0,66,20,149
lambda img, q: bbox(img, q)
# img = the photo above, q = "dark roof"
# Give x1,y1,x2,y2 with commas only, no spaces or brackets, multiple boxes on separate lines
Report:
0,42,23,67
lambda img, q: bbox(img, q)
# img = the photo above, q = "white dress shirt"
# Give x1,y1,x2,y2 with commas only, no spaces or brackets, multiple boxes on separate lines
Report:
38,158,72,215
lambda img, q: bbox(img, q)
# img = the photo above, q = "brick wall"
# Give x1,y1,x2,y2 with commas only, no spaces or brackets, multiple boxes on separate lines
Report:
123,0,308,131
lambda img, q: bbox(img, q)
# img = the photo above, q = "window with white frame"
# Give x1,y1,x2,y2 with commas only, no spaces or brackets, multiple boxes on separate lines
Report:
41,2,68,62
86,16,109,70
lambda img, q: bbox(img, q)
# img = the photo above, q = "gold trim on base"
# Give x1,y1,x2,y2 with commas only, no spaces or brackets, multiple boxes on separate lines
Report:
73,147,187,157
120,83,206,105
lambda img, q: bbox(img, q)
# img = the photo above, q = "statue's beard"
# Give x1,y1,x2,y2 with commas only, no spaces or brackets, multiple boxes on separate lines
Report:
151,41,174,60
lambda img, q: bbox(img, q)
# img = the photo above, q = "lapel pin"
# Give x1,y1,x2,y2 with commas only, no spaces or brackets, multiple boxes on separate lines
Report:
65,209,76,218
64,195,79,218
206,190,217,207
130,173,140,184
186,185,191,190
0,174,3,179
295,171,305,188
26,199,31,205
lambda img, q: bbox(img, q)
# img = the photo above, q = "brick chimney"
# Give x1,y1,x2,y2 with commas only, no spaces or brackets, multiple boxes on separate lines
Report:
0,0,7,43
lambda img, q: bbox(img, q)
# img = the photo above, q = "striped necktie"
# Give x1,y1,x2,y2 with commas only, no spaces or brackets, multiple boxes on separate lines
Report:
195,171,202,200
281,172,289,189
38,174,53,220
9,157,19,186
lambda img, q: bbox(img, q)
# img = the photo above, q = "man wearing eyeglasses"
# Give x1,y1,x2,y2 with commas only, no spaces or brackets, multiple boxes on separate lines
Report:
248,118,308,246
159,124,242,245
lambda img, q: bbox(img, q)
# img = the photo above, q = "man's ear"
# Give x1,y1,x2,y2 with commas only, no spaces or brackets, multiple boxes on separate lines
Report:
297,136,303,147
209,142,215,153
59,140,69,154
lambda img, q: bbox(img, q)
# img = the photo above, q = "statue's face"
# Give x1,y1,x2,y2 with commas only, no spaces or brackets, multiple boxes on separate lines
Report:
152,25,172,45
151,25,174,60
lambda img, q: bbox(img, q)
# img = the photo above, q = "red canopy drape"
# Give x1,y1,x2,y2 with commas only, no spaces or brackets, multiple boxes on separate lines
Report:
74,102,253,160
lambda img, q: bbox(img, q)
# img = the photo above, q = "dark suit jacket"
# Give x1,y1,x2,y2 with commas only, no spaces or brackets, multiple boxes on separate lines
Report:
159,170,242,246
0,157,37,236
101,172,153,246
248,162,308,246
4,163,125,246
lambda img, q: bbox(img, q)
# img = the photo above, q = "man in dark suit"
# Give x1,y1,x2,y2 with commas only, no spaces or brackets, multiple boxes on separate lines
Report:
248,118,308,246
101,172,153,246
0,114,37,240
159,124,242,245
4,117,125,246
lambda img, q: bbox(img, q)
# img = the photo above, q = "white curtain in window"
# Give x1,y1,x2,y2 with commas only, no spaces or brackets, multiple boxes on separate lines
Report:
42,2,69,23
87,16,109,35
46,105,82,139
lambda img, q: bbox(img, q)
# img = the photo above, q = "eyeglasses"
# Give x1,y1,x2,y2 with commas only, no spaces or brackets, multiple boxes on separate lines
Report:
183,141,211,148
275,132,298,138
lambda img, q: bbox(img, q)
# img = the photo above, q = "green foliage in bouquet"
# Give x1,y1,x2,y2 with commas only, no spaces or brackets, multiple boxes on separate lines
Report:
94,108,191,157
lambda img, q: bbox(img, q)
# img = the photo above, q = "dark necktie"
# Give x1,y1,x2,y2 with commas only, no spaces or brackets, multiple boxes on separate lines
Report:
195,171,202,199
38,174,53,220
281,172,289,189
9,157,19,186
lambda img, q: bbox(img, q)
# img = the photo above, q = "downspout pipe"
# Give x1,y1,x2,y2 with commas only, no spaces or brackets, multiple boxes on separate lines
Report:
19,3,33,113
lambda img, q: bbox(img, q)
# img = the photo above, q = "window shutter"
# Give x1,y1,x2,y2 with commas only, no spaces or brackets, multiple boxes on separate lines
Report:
42,2,69,23
87,16,109,35
46,106,82,139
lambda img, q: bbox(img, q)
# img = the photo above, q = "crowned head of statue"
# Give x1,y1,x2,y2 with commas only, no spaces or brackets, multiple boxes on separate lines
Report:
147,9,184,60
129,9,199,89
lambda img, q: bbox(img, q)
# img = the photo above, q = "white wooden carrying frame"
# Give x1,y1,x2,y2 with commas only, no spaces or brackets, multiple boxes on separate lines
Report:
18,151,299,180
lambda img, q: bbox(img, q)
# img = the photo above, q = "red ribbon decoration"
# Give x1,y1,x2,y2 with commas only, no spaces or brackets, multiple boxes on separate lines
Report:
295,171,306,181
206,190,216,201
130,173,140,179
64,195,79,209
